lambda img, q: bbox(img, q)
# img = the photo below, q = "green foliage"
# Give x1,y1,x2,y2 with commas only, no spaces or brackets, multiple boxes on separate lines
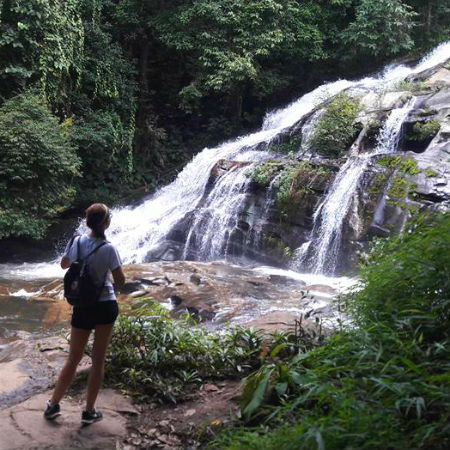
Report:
106,299,264,403
351,213,450,334
0,93,80,238
409,120,441,142
406,0,450,49
248,163,282,187
341,0,416,59
211,213,450,450
153,0,325,108
308,93,361,157
0,0,84,107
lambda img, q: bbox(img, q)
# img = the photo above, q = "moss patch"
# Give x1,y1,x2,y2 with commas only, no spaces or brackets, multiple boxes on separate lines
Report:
377,155,421,175
388,176,417,199
425,167,437,178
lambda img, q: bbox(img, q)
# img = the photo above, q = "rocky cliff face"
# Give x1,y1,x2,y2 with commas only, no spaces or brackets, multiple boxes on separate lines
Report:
185,61,450,274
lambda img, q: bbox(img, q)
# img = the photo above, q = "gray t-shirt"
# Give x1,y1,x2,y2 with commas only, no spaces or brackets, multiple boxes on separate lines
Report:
64,234,122,302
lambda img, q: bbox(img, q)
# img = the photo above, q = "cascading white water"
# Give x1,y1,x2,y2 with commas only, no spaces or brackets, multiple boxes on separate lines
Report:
296,98,416,274
182,163,254,260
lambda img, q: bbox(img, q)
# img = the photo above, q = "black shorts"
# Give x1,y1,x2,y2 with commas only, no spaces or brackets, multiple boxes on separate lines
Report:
71,301,119,330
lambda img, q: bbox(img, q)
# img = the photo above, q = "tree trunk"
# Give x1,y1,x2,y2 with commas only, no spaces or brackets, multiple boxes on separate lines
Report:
426,1,432,34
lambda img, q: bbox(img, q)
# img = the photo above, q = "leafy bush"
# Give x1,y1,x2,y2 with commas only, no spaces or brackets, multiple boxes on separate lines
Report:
71,110,136,205
308,93,361,157
0,93,80,239
105,300,264,403
211,213,450,450
350,213,450,339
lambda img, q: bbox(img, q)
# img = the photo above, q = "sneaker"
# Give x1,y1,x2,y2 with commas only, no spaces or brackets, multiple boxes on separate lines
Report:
44,400,61,420
81,408,103,425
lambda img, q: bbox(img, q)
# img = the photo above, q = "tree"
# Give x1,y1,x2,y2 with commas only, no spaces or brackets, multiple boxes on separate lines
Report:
0,93,80,238
341,0,416,59
0,0,84,112
406,0,450,49
153,0,325,118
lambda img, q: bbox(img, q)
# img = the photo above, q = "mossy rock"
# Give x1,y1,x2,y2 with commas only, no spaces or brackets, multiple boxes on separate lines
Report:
376,155,421,176
274,161,330,218
308,93,362,158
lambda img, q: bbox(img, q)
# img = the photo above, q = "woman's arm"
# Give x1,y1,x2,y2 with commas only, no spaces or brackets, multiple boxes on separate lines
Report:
111,266,125,290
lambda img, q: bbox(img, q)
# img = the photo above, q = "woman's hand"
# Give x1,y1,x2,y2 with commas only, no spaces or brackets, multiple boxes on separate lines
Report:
61,256,71,269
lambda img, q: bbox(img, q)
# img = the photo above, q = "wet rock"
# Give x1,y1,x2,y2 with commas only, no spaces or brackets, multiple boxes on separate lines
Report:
424,67,450,88
189,274,201,285
368,224,391,238
0,284,9,298
121,281,145,294
305,284,337,296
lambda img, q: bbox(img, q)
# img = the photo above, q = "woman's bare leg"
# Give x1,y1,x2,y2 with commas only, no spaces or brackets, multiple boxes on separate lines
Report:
85,323,114,411
51,326,91,405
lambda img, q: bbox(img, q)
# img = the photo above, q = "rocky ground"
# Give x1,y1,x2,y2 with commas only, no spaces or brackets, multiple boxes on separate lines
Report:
0,330,241,450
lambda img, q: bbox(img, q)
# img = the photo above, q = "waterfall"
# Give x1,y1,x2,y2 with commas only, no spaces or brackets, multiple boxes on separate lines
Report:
295,98,416,274
104,80,355,263
58,40,450,272
182,161,255,260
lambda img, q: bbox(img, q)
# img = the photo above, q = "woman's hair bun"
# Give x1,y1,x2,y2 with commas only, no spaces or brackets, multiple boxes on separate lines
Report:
86,203,110,238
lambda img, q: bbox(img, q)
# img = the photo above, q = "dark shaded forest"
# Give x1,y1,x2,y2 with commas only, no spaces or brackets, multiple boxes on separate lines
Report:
0,0,449,239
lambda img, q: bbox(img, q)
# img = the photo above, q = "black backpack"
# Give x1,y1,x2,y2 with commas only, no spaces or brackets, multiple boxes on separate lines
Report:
63,236,107,307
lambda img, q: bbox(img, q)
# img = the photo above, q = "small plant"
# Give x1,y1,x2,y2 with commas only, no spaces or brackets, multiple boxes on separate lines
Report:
377,155,421,175
396,80,428,93
388,176,417,199
271,134,302,154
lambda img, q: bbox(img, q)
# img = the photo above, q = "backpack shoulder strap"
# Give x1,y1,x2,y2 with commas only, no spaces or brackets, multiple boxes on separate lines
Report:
75,235,82,261
85,241,107,260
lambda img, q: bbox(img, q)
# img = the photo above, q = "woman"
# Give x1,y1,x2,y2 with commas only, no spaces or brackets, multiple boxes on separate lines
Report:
44,203,125,424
